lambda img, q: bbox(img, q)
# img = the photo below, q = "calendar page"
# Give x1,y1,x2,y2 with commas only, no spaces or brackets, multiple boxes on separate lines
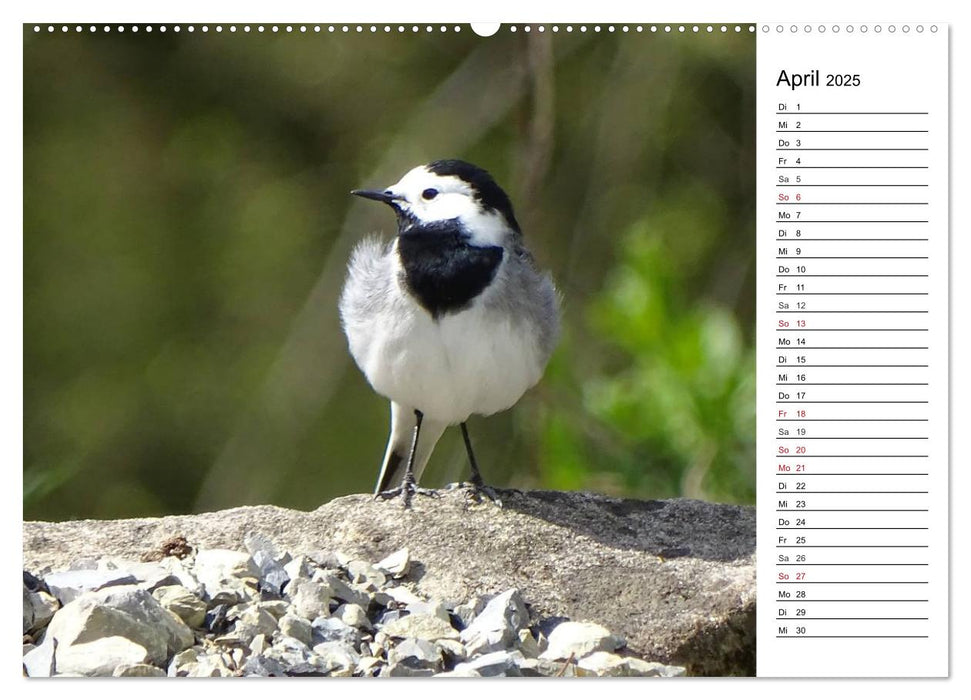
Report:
20,17,950,682
755,23,948,678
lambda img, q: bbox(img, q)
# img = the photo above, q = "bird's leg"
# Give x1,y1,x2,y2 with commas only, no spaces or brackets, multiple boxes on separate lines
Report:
460,422,502,507
377,409,438,507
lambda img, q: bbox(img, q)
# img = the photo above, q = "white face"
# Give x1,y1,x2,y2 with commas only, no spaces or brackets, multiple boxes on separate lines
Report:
385,166,511,247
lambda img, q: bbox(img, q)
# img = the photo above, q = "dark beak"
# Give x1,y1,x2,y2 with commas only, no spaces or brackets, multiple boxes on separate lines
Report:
350,189,398,205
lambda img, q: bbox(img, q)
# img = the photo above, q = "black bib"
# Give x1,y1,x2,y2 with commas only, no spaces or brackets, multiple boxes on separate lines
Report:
396,220,503,320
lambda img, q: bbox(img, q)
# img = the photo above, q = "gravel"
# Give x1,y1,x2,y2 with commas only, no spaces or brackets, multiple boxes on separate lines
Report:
22,534,687,678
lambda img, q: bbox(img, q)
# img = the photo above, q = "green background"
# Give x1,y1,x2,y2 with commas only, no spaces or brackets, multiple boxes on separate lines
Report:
24,25,755,520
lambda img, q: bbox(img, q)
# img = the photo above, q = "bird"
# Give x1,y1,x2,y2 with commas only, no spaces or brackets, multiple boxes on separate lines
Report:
339,159,559,506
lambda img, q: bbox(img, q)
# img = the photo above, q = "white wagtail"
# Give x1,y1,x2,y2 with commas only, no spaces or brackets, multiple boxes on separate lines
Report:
339,160,560,506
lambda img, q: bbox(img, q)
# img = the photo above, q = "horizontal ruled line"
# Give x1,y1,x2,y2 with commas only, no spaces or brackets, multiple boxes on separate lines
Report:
775,112,929,115
775,258,930,260
774,365,929,368
775,184,929,187
776,581,929,584
776,203,929,205
775,130,929,133
774,239,929,242
774,472,929,475
776,275,929,277
775,436,928,439
772,221,929,223
775,419,929,422
776,148,928,151
777,509,928,512
775,383,928,385
776,167,928,169
776,528,928,530
775,293,929,295
775,548,928,550
776,636,930,639
776,329,928,331
775,347,928,349
775,401,928,404
775,257,929,260
776,618,929,620
775,490,928,493
776,564,928,566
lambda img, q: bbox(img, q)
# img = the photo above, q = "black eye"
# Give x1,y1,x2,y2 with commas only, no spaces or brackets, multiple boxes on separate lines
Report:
421,188,439,200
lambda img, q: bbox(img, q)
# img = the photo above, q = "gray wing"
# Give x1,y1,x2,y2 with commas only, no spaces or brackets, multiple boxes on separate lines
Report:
487,244,561,363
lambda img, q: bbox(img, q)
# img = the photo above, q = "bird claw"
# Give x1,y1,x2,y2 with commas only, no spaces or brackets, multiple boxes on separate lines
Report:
375,483,440,508
466,481,503,508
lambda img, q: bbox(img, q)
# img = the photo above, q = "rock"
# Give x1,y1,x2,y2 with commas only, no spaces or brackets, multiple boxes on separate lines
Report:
356,655,382,676
517,628,542,657
152,585,206,628
46,585,194,667
23,492,757,674
244,532,290,597
283,555,316,583
313,571,371,609
336,603,372,630
56,636,149,676
287,578,334,620
435,668,482,677
375,548,410,578
454,649,525,677
346,560,386,588
43,569,137,605
23,585,59,635
576,650,626,675
311,616,361,646
118,560,185,591
22,634,56,677
224,606,278,645
435,638,468,662
382,613,459,642
249,633,269,656
379,585,422,606
405,599,450,622
388,638,442,673
258,600,289,619
192,549,259,605
540,621,625,661
203,604,233,634
113,662,166,677
243,653,288,677
177,651,235,677
166,647,199,676
519,657,578,677
279,614,313,646
625,656,687,677
452,596,485,629
312,640,360,675
264,636,327,676
378,609,406,626
159,559,204,598
459,589,528,655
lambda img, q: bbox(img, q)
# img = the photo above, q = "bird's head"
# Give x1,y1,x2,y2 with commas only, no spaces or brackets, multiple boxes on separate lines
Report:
351,159,521,246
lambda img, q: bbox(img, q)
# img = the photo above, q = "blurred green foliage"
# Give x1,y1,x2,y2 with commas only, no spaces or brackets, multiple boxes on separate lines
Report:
24,26,754,520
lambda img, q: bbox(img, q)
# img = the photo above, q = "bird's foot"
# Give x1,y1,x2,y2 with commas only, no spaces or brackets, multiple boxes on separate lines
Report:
466,479,503,508
375,483,440,509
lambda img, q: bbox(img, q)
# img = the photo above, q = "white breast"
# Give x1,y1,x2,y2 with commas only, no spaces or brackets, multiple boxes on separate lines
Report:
351,288,545,424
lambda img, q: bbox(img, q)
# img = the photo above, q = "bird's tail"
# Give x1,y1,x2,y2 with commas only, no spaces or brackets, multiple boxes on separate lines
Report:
374,402,448,494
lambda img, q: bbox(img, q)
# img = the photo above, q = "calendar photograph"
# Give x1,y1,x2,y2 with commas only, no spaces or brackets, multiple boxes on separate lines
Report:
23,24,757,677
